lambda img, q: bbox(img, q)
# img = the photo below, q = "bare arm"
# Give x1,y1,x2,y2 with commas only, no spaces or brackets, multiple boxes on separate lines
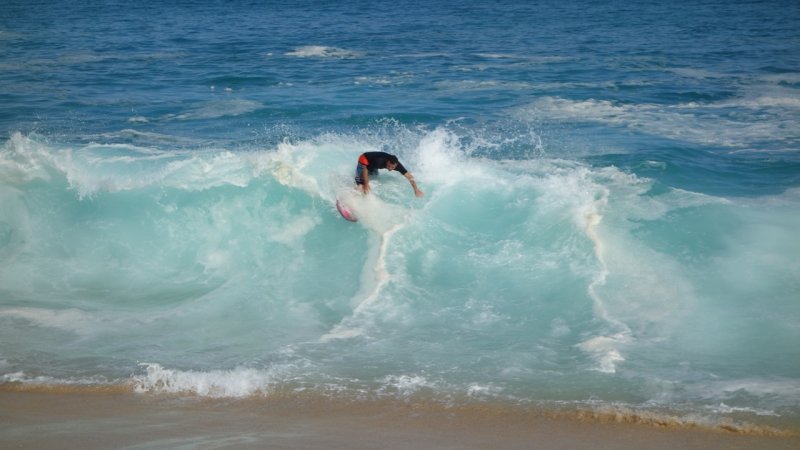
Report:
405,172,424,197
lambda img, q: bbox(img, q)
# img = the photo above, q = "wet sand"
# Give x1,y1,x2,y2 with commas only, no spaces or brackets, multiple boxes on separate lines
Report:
1,391,798,449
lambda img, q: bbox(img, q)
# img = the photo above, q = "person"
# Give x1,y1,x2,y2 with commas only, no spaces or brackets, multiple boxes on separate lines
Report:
355,151,424,197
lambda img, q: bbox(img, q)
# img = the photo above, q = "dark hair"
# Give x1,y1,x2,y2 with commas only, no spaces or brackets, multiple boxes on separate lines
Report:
387,154,399,164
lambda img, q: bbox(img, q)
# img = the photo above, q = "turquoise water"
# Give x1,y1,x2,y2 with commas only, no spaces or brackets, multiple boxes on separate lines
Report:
2,0,799,430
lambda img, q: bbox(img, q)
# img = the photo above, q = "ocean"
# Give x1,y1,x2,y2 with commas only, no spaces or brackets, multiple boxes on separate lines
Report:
1,0,799,435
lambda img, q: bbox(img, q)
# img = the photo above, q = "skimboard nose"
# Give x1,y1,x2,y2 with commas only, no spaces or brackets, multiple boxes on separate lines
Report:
336,199,358,222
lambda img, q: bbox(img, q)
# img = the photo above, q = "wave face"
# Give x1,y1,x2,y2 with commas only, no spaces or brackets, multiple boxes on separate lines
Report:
2,129,799,428
1,0,800,433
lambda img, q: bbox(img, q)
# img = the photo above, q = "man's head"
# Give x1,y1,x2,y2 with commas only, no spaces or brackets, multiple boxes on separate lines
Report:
386,154,399,171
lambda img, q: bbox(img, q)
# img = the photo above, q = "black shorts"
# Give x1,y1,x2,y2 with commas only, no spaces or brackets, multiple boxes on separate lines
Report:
354,163,378,185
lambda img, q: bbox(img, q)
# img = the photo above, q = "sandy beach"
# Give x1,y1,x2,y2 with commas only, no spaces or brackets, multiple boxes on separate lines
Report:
1,390,798,450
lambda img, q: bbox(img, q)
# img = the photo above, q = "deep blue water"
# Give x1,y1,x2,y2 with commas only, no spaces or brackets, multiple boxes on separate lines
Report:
2,0,799,432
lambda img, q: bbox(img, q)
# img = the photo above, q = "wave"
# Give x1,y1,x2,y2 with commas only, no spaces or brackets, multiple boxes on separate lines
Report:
3,368,796,436
2,126,799,430
132,363,281,398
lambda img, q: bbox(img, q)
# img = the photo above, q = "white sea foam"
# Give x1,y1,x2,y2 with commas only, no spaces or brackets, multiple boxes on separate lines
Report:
549,318,571,338
668,67,728,79
577,169,732,371
2,134,254,197
354,72,415,86
132,363,281,397
577,334,628,373
521,96,799,148
172,99,262,120
62,148,249,197
434,79,536,91
464,298,506,327
474,53,572,64
1,371,112,386
378,374,434,398
0,133,55,184
415,127,474,186
761,72,800,83
573,171,633,374
259,139,329,199
467,383,503,398
97,129,202,146
320,218,408,341
686,378,800,412
285,45,363,59
530,163,731,373
267,214,321,245
720,90,800,109
708,403,779,417
0,307,99,335
525,162,626,373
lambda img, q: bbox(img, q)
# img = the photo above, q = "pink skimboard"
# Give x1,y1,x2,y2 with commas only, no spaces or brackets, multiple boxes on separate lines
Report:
336,199,358,222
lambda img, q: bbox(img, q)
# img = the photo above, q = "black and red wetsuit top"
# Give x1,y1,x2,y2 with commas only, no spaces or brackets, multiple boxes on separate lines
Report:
355,151,407,184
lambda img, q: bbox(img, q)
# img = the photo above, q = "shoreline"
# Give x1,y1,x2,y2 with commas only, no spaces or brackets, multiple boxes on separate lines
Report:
2,389,798,449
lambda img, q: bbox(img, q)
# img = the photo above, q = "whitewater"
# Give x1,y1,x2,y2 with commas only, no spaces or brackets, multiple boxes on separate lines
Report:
1,0,799,435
